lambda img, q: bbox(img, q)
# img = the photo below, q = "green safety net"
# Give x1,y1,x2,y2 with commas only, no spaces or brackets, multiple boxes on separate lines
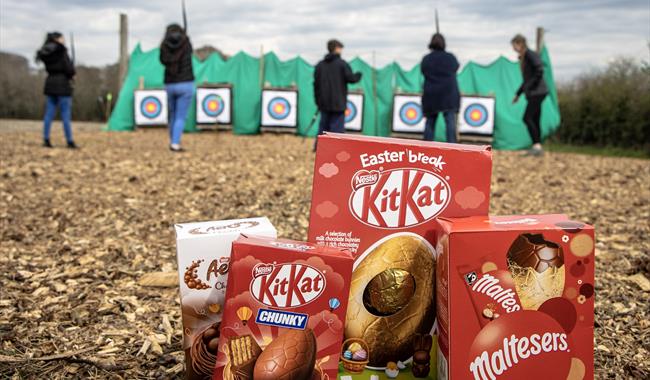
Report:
108,44,560,149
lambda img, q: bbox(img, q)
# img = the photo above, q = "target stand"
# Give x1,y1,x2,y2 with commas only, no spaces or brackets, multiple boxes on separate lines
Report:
457,95,495,144
344,91,364,133
195,83,233,131
260,88,298,133
391,93,426,139
134,89,168,127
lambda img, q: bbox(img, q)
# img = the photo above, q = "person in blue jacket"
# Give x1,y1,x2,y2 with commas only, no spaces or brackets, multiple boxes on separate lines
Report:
420,33,460,143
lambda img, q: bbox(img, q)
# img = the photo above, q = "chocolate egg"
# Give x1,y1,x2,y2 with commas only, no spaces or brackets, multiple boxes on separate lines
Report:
507,234,565,310
253,328,316,380
345,234,436,367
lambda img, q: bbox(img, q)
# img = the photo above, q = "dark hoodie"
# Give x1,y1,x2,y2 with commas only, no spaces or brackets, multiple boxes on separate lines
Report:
159,25,194,84
313,53,362,112
37,41,75,96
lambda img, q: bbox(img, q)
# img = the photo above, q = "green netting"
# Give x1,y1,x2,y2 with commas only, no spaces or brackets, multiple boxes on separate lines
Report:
108,44,560,149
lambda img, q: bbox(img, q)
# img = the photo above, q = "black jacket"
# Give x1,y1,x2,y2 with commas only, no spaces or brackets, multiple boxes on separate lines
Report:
421,50,461,115
314,54,362,112
160,32,194,84
516,49,548,98
37,42,75,96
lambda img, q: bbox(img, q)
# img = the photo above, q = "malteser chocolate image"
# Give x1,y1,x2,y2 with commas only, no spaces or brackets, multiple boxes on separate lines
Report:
253,329,317,380
227,335,262,380
346,234,436,367
507,233,565,310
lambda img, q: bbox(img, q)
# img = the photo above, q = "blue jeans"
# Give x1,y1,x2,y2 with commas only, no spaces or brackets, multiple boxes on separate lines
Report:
314,111,345,150
424,111,457,143
166,81,195,145
43,96,73,143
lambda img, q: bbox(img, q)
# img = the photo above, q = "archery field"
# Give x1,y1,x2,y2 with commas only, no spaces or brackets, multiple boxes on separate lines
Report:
0,119,648,379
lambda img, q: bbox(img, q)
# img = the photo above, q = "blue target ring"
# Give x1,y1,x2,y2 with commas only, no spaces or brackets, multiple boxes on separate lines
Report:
399,101,423,126
202,94,224,117
464,103,488,127
345,100,357,123
141,96,162,119
267,97,291,120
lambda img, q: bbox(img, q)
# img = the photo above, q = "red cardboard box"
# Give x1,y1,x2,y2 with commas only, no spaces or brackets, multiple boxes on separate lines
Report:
435,215,594,380
307,133,492,374
212,235,354,380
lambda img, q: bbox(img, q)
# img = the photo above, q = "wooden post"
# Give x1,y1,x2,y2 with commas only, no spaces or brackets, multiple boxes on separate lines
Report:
371,50,378,136
536,27,544,53
118,13,129,89
259,44,265,89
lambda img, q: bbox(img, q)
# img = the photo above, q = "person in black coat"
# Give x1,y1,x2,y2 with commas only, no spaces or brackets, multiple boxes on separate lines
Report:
511,34,549,156
160,24,195,152
421,33,460,143
36,32,77,148
313,39,362,148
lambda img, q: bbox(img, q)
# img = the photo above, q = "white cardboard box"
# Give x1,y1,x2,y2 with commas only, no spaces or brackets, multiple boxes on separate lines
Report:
174,217,276,379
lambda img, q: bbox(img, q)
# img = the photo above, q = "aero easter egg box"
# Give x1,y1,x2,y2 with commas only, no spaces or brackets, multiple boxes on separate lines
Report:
212,235,354,380
434,215,594,380
174,218,276,380
308,133,492,378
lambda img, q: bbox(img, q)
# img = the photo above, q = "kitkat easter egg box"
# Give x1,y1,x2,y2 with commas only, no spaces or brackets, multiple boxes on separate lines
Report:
434,215,594,380
212,235,354,380
308,133,492,377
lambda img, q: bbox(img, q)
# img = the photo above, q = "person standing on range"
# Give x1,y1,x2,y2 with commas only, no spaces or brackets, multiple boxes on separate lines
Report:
511,34,549,156
160,24,194,152
313,39,362,150
36,32,77,149
421,33,460,143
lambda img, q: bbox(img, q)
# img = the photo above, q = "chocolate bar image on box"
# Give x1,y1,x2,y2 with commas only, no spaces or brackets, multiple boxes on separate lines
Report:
228,335,262,380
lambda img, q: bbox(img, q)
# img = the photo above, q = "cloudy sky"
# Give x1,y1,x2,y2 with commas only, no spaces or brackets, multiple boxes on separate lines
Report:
1,0,648,81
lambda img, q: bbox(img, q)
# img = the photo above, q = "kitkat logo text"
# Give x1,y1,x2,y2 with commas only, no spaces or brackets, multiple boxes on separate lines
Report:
349,168,450,228
250,263,326,308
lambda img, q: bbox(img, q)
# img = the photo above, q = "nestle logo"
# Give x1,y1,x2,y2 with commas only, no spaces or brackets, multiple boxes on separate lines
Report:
352,170,379,190
349,168,451,229
253,263,274,278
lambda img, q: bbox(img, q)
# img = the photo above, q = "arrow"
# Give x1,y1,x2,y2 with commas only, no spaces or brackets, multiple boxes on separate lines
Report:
435,9,440,34
69,32,76,65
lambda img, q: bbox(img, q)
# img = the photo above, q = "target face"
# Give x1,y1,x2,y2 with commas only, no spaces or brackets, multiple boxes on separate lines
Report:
345,93,364,131
267,97,291,120
392,94,425,133
458,96,495,136
261,89,298,128
134,90,168,126
196,86,232,124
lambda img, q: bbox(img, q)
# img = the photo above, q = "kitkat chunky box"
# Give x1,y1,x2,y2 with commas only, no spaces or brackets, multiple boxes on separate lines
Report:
175,218,276,380
434,215,594,380
212,235,354,380
308,133,492,376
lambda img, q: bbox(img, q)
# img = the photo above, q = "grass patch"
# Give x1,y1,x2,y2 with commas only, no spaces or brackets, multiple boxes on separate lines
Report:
545,142,649,159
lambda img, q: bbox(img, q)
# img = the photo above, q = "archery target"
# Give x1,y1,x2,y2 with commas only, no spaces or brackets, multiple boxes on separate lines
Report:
345,93,364,131
261,89,298,128
196,86,232,124
392,94,425,133
458,96,495,136
134,90,168,126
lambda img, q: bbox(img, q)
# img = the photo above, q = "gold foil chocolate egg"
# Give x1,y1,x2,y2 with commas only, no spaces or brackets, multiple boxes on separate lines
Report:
345,234,436,367
507,233,566,310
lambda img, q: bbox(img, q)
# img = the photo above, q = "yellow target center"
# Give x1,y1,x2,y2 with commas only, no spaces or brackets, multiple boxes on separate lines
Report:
146,104,156,112
471,110,481,120
274,104,285,113
208,101,218,111
406,109,416,119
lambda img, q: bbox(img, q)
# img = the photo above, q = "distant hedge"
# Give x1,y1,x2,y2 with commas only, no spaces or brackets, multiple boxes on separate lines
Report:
554,58,650,153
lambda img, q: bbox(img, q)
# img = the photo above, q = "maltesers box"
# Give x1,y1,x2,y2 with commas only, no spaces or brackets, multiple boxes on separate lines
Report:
174,218,277,380
434,215,594,380
307,133,492,377
212,235,354,380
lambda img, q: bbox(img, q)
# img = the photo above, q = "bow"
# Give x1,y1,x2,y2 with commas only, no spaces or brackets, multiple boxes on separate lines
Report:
182,0,188,33
69,32,76,65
